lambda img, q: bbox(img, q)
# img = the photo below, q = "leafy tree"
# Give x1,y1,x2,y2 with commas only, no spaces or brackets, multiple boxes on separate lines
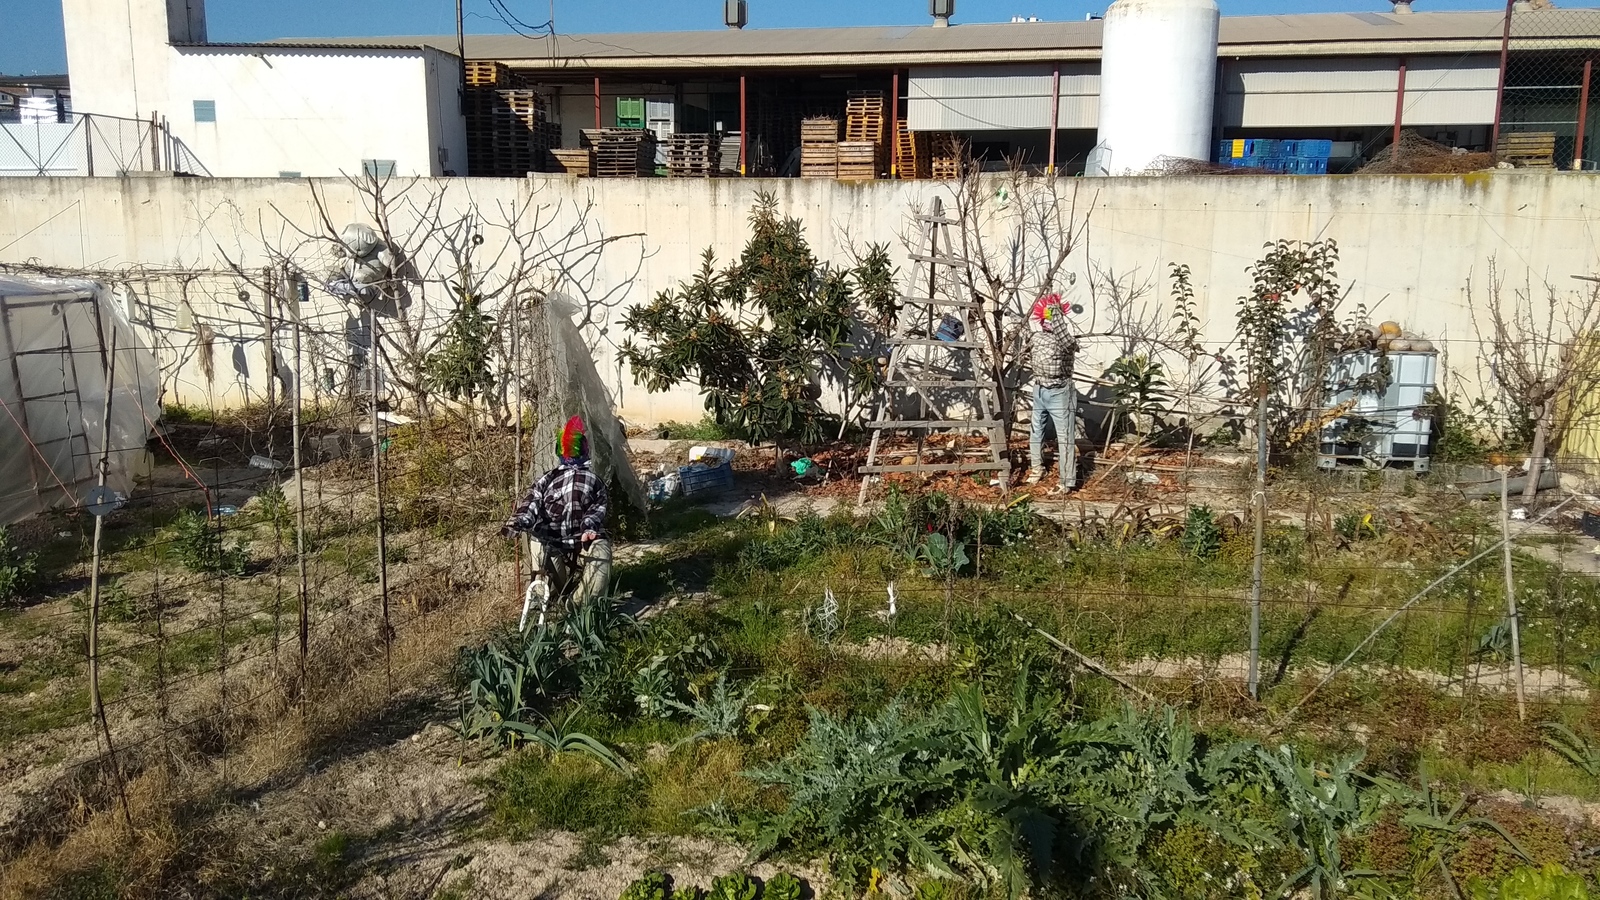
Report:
423,289,496,402
621,193,894,455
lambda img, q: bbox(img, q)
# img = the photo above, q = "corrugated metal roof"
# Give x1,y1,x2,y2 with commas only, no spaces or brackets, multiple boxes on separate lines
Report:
267,9,1600,68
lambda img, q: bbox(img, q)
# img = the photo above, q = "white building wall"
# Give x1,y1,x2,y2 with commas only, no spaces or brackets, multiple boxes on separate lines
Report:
1222,55,1500,128
0,174,1594,424
61,0,465,178
167,48,447,178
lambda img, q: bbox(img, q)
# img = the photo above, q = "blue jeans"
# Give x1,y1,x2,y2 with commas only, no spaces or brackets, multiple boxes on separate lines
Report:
1030,384,1077,487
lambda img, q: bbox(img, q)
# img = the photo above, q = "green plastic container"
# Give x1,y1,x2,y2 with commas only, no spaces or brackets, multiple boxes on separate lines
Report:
616,98,645,128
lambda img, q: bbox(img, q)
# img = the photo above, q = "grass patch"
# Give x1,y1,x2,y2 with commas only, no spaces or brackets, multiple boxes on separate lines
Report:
655,417,735,441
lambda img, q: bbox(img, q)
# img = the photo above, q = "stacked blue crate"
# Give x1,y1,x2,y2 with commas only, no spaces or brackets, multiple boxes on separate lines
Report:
1216,137,1334,173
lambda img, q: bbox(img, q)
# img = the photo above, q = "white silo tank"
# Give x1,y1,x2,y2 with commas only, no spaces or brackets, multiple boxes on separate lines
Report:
1091,0,1220,176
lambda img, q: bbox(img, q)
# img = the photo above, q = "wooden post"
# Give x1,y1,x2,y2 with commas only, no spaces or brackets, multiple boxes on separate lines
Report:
1048,64,1061,174
1247,389,1266,700
288,272,309,685
1493,0,1513,148
1500,466,1528,721
593,76,601,130
1576,57,1593,170
369,308,391,689
1393,57,1408,149
739,73,748,176
87,310,132,829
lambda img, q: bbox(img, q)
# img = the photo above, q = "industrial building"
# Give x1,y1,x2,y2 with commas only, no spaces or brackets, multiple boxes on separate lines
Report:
35,0,1600,178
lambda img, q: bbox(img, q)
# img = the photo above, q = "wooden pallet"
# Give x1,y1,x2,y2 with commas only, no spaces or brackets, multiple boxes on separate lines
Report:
547,149,594,176
1496,131,1557,169
895,123,929,179
465,61,511,87
583,128,657,177
666,133,722,177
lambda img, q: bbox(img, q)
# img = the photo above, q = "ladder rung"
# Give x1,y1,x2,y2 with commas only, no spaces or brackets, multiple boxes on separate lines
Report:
886,378,992,387
888,338,982,348
860,462,1009,474
906,252,972,267
868,420,1002,429
914,215,960,225
900,297,980,308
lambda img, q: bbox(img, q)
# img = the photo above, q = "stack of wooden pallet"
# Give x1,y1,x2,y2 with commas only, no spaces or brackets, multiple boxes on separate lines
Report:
800,117,839,178
581,128,657,177
547,149,594,176
895,121,930,179
665,133,722,177
845,90,888,177
464,63,555,177
1496,130,1557,169
930,133,965,180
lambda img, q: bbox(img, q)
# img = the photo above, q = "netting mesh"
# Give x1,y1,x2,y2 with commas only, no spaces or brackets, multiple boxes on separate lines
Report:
1499,3,1599,171
1358,131,1500,175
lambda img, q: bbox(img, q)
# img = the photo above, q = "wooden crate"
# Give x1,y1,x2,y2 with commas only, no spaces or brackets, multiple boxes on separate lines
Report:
582,128,657,177
801,117,839,143
1496,131,1557,169
836,141,878,180
547,148,594,176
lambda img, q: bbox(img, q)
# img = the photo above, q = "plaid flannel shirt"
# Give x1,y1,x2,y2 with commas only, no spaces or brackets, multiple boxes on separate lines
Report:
504,462,608,550
1030,327,1079,389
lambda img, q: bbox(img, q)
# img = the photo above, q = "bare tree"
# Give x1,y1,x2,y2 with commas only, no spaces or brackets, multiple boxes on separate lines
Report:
1472,260,1600,503
930,164,1095,437
222,172,644,424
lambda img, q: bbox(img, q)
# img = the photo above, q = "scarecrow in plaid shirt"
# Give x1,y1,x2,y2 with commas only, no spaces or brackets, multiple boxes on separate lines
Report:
503,416,612,607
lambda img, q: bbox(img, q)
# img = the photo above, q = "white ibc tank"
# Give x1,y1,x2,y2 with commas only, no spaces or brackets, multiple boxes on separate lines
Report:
1091,0,1220,176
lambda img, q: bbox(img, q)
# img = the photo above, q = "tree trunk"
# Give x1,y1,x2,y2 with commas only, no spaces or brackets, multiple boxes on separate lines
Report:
1521,396,1553,506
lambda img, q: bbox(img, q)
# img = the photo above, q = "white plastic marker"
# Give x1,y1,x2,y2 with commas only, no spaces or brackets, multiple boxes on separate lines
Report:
519,577,551,632
886,582,898,620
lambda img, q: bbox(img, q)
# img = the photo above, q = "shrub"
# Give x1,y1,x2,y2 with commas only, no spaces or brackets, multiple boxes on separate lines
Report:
619,871,669,900
171,510,249,576
707,872,757,900
1179,505,1223,560
0,526,39,606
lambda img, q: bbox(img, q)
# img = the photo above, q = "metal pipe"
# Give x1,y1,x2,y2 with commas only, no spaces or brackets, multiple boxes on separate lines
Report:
1393,57,1408,149
370,308,391,689
891,69,900,177
1493,0,1513,148
739,73,748,176
456,0,467,98
1048,63,1061,174
1577,57,1593,170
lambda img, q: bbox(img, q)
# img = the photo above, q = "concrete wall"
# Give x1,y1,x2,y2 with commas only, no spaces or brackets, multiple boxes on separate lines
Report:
0,172,1596,425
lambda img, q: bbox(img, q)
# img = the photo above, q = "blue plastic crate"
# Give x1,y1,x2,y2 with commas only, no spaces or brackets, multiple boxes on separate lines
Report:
1217,140,1233,162
1281,140,1300,157
1301,157,1328,174
1265,158,1288,173
679,463,734,497
1304,139,1333,159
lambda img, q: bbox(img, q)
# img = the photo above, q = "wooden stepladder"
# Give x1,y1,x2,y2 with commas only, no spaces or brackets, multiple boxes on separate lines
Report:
857,198,1010,504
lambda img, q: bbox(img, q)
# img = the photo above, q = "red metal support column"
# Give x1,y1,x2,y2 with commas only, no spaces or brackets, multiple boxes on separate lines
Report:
1393,57,1408,149
891,69,900,177
1493,0,1513,148
1576,58,1593,169
739,73,748,176
593,76,601,130
1048,63,1061,174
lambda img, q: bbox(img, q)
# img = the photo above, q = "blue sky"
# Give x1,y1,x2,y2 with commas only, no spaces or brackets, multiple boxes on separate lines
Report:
4,0,1519,77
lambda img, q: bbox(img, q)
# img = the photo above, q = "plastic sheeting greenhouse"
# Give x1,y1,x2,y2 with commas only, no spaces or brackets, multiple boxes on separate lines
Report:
0,276,160,525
